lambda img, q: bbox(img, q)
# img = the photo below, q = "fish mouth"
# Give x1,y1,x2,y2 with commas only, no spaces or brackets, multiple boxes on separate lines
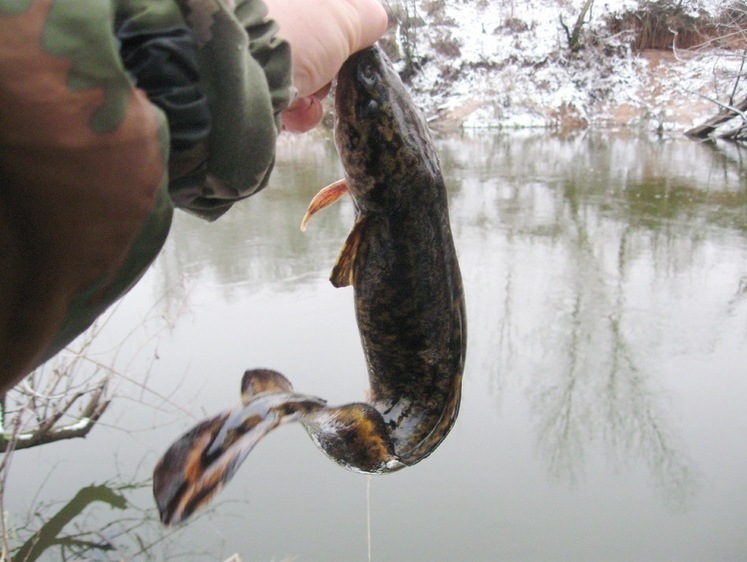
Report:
335,45,389,116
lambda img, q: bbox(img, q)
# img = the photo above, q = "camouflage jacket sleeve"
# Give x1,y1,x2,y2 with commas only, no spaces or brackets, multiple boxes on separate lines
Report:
167,0,293,220
0,0,291,386
116,0,293,220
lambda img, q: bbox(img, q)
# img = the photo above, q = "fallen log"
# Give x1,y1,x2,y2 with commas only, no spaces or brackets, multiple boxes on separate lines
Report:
686,96,747,139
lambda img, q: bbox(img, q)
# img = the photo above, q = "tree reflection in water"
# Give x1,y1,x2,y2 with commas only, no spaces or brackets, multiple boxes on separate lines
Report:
13,483,129,561
442,131,747,506
6,480,224,561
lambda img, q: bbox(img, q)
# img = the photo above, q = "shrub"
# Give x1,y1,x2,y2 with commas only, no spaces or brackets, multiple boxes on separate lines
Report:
607,0,716,51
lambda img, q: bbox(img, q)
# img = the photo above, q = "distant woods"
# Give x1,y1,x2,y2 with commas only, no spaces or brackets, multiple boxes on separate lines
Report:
607,0,721,51
564,0,747,140
557,0,745,52
562,0,747,140
382,0,747,140
383,0,742,53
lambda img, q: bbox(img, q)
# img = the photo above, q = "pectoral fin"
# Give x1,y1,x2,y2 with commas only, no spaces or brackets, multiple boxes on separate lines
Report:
300,179,349,231
330,217,367,288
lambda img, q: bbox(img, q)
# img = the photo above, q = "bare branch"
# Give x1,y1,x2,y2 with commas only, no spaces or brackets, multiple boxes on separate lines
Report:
0,380,111,452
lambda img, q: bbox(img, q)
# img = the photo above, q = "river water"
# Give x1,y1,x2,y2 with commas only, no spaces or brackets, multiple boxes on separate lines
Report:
4,131,747,561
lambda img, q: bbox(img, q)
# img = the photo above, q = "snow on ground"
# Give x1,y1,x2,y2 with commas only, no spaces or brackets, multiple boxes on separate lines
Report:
392,0,742,133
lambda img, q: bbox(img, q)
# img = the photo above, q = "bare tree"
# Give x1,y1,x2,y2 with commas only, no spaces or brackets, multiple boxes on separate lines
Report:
560,0,596,52
382,0,426,80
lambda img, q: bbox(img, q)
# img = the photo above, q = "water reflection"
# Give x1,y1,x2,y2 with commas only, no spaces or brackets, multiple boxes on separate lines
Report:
8,480,224,561
4,131,746,560
159,135,350,296
13,483,129,561
441,131,745,503
156,130,745,506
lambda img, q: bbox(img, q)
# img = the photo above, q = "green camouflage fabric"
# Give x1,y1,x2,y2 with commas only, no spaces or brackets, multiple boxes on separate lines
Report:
169,0,293,219
0,0,292,380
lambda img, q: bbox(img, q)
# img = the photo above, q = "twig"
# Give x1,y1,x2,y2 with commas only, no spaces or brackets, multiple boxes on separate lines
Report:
0,413,22,558
0,380,111,452
730,46,747,106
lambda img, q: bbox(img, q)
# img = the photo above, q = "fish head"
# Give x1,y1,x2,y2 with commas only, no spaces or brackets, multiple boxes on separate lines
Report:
334,45,441,210
301,402,405,474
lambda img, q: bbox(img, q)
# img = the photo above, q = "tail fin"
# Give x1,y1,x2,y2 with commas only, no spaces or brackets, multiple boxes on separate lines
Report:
153,369,326,526
153,370,404,526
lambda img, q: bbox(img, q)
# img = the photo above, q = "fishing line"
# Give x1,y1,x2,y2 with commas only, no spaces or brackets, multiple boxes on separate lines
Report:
367,474,372,562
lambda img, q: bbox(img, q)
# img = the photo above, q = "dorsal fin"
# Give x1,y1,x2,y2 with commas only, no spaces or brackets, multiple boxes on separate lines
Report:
240,369,294,404
330,217,368,288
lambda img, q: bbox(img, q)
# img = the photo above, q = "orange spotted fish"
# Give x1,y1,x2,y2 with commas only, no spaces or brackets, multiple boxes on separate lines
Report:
153,45,466,526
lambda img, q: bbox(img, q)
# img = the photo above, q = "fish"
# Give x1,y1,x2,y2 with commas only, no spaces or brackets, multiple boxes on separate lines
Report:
153,45,466,526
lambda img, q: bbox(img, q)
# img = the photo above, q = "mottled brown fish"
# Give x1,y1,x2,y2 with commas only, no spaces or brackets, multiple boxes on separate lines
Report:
153,45,466,526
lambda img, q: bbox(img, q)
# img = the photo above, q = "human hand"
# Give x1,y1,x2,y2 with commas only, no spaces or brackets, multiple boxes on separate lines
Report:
264,0,388,132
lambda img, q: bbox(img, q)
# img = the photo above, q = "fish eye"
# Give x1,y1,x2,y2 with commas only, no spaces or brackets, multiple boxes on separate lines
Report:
358,63,379,87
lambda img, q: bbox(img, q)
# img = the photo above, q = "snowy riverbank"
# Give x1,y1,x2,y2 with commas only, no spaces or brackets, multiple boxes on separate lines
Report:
382,0,742,134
